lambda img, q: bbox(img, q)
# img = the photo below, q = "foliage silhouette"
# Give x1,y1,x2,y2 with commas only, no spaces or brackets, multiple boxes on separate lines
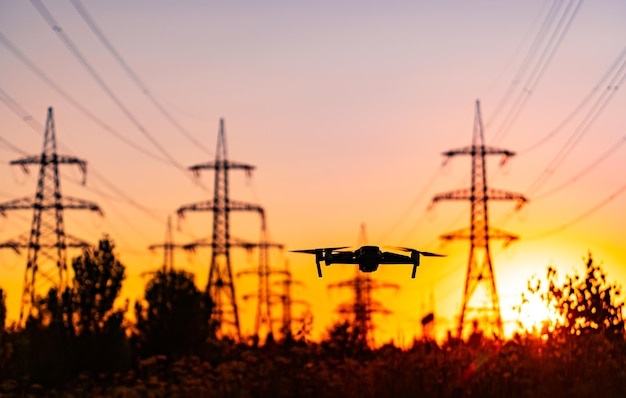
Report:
522,253,624,338
0,251,625,397
68,236,130,373
133,268,213,360
321,320,371,359
2,236,130,385
0,287,10,373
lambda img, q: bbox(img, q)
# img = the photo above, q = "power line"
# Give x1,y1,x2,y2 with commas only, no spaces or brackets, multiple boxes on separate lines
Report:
491,0,584,145
0,85,190,233
0,93,203,247
526,184,626,241
29,0,198,183
520,46,626,154
486,0,562,127
374,163,444,243
0,136,29,157
69,0,212,156
526,58,626,195
0,33,169,164
0,85,45,133
533,135,626,200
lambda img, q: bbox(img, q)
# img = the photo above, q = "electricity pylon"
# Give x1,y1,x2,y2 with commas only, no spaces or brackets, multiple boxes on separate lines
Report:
0,107,102,321
146,215,186,274
327,223,400,346
430,100,527,339
237,218,285,343
271,262,308,341
177,118,263,340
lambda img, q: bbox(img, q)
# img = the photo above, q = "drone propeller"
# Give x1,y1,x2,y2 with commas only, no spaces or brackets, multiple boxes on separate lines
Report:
290,247,350,277
391,247,446,278
290,246,350,254
393,247,446,257
290,249,321,255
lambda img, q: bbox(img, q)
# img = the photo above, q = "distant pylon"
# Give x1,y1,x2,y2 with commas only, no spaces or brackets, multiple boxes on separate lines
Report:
269,261,308,341
237,217,285,342
177,118,263,341
0,107,102,321
187,227,283,342
328,223,399,346
146,216,186,273
430,100,527,339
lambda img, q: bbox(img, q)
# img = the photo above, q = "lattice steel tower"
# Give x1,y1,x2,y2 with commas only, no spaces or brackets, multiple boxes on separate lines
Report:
147,216,186,273
271,262,308,341
177,118,263,340
327,224,399,346
430,100,527,339
0,108,102,321
237,218,285,343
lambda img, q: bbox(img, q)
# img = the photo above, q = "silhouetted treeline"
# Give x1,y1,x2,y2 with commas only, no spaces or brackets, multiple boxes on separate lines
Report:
0,241,625,397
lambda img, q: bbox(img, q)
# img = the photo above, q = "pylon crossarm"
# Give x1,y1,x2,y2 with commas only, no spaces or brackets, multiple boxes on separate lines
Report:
487,227,519,246
177,200,263,217
442,146,515,158
0,240,21,254
431,188,472,203
327,280,359,289
189,161,254,174
147,242,185,251
375,282,400,290
228,200,264,215
181,238,210,252
236,268,257,278
9,155,41,166
439,226,518,243
61,197,103,215
65,234,92,248
10,154,85,166
0,196,35,211
439,226,470,242
176,200,214,217
485,188,528,203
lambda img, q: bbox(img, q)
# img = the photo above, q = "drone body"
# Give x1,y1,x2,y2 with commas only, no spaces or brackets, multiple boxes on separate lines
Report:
291,245,444,278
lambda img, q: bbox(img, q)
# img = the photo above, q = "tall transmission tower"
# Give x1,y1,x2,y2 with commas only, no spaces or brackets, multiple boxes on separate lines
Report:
327,224,400,346
177,118,264,340
0,107,102,321
430,100,527,339
237,219,285,343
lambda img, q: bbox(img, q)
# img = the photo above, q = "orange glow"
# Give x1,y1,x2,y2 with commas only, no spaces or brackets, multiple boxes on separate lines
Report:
515,295,560,335
0,2,625,345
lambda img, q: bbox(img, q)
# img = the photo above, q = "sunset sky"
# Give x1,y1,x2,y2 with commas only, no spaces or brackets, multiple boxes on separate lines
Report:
1,1,625,344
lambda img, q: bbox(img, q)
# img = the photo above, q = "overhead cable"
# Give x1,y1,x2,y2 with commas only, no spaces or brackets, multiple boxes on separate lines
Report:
69,0,212,156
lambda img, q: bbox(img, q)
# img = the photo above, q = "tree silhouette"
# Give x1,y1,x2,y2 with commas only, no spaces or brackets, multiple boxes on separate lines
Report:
321,320,370,359
0,287,10,373
69,236,130,372
0,288,5,332
71,237,126,335
526,253,625,338
134,269,213,360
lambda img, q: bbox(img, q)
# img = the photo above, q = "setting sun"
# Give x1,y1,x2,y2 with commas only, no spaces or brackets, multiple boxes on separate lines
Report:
515,294,560,335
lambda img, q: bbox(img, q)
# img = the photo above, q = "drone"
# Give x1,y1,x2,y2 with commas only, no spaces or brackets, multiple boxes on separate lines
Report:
291,245,445,278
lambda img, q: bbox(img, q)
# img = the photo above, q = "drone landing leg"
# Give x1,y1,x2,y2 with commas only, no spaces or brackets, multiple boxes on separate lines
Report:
316,260,322,277
411,255,421,278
